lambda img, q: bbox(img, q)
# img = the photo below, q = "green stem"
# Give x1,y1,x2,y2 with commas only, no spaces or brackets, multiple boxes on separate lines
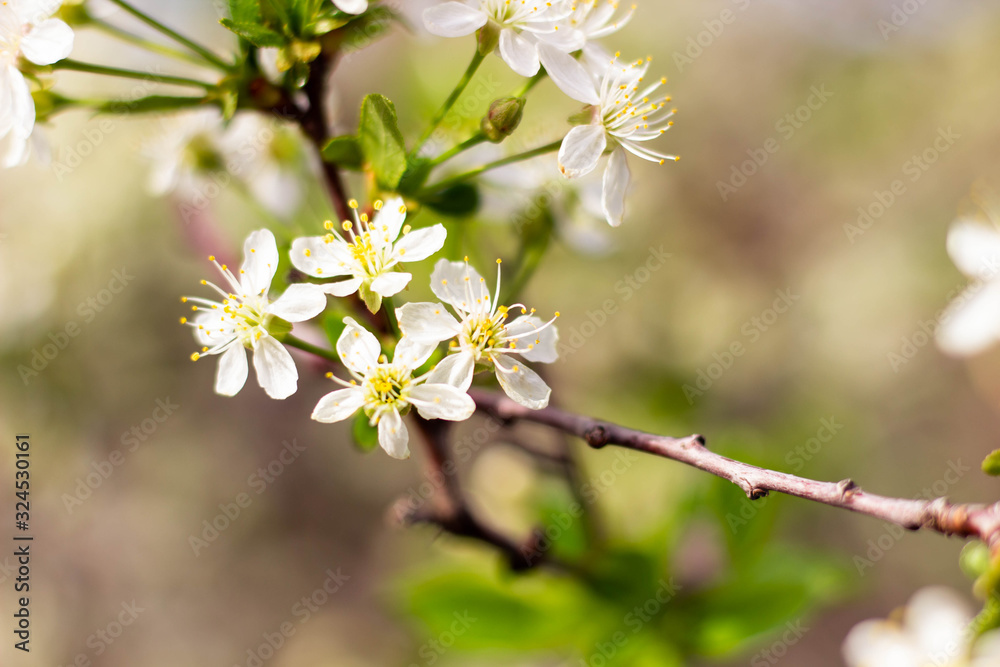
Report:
429,133,488,167
413,50,486,157
106,0,233,71
54,59,218,89
91,18,216,68
285,335,339,363
383,296,401,337
513,71,546,97
421,139,562,194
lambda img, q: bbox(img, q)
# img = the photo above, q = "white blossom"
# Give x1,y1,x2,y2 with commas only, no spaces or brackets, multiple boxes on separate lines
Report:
558,53,677,227
566,0,635,74
183,229,327,400
935,219,1000,356
843,587,1000,667
312,317,476,459
290,197,447,313
422,0,599,105
397,259,559,409
332,0,368,14
0,0,74,167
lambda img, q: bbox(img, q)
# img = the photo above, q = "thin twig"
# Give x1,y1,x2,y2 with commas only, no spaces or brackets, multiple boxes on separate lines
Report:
471,389,1000,552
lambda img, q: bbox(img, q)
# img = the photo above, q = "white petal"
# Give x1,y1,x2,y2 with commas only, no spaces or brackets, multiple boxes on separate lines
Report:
321,277,363,297
192,309,235,348
393,336,437,371
240,229,280,296
558,124,606,179
408,383,476,421
905,587,972,659
4,66,34,137
378,408,410,459
332,0,368,14
537,43,599,104
425,352,476,391
947,220,1000,279
842,620,922,667
1,130,30,168
430,259,491,314
395,224,447,263
493,354,550,409
373,196,408,242
936,280,1000,357
267,283,327,322
423,2,487,37
311,387,366,423
290,236,357,278
371,271,411,297
397,302,462,344
20,18,74,65
252,335,298,399
505,315,558,363
215,344,248,396
499,28,540,77
601,146,631,227
337,316,381,375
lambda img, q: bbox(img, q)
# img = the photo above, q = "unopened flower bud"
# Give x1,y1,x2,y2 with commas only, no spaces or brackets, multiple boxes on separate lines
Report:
481,97,526,143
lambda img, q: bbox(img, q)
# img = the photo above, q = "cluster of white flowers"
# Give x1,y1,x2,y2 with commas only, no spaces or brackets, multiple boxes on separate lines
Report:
422,0,676,227
185,198,560,458
842,587,1000,667
0,0,73,167
936,217,1000,357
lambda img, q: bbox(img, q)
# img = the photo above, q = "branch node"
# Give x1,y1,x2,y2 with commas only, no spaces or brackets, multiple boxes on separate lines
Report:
837,478,859,500
684,434,707,449
584,424,610,449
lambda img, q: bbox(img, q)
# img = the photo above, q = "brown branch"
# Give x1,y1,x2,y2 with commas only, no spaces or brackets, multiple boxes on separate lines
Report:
470,388,1000,552
397,416,567,572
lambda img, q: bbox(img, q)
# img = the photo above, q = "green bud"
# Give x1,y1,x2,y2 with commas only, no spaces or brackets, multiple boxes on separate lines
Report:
267,316,293,339
481,97,526,143
477,19,501,56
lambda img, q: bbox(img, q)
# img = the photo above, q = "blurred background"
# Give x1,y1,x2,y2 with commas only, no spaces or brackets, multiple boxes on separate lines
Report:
3,0,1000,664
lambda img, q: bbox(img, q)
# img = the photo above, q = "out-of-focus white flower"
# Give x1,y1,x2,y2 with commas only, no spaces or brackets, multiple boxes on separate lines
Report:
332,0,367,14
558,54,677,227
566,0,635,73
936,220,1000,356
145,110,308,218
0,0,74,167
183,229,327,400
842,587,1000,667
312,317,476,459
290,197,447,313
422,0,599,104
397,258,559,409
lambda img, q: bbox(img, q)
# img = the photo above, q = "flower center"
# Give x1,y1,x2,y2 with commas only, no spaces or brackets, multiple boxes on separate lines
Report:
364,366,410,409
462,310,508,359
223,295,271,347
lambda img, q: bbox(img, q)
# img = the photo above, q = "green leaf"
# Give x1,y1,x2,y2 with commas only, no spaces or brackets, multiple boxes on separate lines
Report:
982,449,1000,476
352,413,379,453
359,94,408,189
338,6,397,50
420,183,480,217
228,0,261,23
321,135,363,169
220,18,286,47
397,156,433,195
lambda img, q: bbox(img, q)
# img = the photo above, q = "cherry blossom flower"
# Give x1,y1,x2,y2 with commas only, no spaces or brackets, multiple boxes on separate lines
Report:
842,587,1000,667
558,54,677,227
290,197,447,313
312,317,476,459
935,219,1000,356
332,0,367,14
566,0,636,73
183,229,327,400
0,0,74,167
396,258,559,409
422,0,599,105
